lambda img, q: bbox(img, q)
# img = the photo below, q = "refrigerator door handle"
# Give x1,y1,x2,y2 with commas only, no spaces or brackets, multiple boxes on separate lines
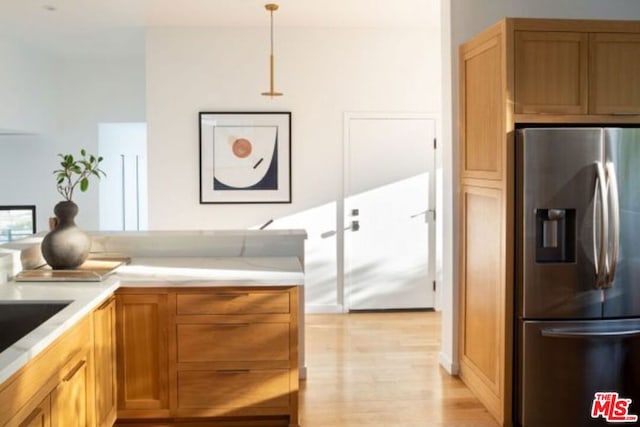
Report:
605,161,620,288
542,328,640,339
593,161,609,288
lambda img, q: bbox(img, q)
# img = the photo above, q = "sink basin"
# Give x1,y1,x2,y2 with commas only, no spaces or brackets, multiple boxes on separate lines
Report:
0,301,72,353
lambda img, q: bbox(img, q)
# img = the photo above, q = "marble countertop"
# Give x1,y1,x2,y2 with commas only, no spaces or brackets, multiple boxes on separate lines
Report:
0,256,304,385
116,256,304,285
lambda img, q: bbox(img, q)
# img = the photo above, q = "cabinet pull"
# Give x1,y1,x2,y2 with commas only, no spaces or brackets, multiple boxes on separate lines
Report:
63,359,86,382
212,293,250,298
216,369,251,374
210,323,251,328
20,408,43,426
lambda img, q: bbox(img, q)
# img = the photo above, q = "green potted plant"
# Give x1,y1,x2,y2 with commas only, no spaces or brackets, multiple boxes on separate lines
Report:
54,149,106,202
41,149,106,269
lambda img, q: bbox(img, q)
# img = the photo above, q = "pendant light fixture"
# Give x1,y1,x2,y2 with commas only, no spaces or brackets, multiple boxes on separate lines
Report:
261,3,283,97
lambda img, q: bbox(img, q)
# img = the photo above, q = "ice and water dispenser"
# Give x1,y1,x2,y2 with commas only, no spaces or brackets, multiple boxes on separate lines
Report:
535,208,575,263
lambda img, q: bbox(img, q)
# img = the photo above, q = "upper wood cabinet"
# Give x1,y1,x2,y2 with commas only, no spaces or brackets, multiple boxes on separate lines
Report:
460,24,505,181
514,31,588,114
590,33,640,114
513,23,640,117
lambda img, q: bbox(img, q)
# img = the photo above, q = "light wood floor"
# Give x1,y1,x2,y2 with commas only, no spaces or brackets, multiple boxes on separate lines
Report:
299,311,499,427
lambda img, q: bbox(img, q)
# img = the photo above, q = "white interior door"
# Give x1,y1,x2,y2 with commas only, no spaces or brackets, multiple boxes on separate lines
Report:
344,114,436,310
98,123,148,231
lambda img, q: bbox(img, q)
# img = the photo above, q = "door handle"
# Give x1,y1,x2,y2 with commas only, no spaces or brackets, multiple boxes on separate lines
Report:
542,328,640,339
605,161,620,288
593,161,609,289
410,209,435,222
344,220,360,232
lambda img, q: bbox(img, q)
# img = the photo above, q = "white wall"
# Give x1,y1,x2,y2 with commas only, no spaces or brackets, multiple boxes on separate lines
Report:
146,26,441,310
0,38,58,134
0,51,145,233
57,57,146,230
441,0,640,373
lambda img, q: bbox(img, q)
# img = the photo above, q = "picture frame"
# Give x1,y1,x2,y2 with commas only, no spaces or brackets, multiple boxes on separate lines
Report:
199,112,291,204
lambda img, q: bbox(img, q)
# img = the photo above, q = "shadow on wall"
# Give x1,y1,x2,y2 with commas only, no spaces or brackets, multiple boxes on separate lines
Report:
251,200,339,311
250,172,435,312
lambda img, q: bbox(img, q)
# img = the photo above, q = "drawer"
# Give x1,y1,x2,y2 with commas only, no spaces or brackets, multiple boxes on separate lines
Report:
176,291,290,315
177,323,290,362
177,369,290,409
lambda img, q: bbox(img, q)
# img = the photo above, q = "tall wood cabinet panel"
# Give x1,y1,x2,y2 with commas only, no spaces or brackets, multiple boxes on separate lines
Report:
514,31,588,114
458,185,506,423
590,33,640,115
459,17,640,427
460,25,505,180
116,292,170,418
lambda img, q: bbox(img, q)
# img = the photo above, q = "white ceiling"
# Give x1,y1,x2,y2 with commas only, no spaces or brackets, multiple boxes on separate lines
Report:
0,0,440,59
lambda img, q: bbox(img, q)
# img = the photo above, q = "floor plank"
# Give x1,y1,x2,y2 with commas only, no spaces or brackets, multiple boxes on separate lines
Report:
299,312,499,427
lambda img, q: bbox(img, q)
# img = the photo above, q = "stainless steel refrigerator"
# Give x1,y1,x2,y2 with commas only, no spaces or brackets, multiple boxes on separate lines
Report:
517,128,640,426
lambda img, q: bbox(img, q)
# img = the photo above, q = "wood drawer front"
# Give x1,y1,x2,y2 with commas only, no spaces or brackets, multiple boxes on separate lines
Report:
177,323,290,362
176,292,290,315
177,370,290,409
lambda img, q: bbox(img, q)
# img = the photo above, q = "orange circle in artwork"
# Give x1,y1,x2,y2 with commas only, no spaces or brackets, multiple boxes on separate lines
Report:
232,138,252,158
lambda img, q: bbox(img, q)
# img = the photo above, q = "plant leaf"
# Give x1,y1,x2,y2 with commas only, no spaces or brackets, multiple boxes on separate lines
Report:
80,177,89,192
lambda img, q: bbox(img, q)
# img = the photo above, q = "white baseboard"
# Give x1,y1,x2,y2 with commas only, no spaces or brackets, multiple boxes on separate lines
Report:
304,304,345,314
439,351,459,375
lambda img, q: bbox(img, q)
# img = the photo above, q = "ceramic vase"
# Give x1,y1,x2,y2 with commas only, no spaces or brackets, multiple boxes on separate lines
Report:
41,201,91,269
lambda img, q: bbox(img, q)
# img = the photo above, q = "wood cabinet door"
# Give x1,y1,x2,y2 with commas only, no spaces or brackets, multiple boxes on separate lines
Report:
458,185,506,424
177,369,290,411
94,297,117,427
590,33,640,115
116,293,169,415
514,31,588,114
50,354,91,427
177,322,290,362
460,28,504,180
6,395,50,427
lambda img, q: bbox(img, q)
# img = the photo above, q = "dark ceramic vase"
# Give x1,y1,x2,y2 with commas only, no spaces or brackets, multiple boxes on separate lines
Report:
41,201,91,269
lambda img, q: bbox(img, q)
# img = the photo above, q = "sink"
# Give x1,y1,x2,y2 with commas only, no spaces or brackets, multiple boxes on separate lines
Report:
0,301,72,353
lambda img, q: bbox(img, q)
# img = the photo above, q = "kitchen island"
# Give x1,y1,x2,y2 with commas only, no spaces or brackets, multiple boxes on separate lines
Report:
0,230,306,427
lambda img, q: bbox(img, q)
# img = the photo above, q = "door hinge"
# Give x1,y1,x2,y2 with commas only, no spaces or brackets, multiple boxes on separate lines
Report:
432,280,436,292
433,138,437,150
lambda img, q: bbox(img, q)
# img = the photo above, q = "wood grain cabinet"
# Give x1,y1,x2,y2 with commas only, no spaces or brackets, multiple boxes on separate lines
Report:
115,292,170,419
0,313,96,427
50,351,92,427
514,31,588,114
458,18,640,427
5,396,50,427
116,286,300,427
93,297,117,427
513,24,640,116
590,33,640,114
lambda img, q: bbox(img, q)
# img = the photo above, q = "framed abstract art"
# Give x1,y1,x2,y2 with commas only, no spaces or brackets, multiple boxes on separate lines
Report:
199,112,291,204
